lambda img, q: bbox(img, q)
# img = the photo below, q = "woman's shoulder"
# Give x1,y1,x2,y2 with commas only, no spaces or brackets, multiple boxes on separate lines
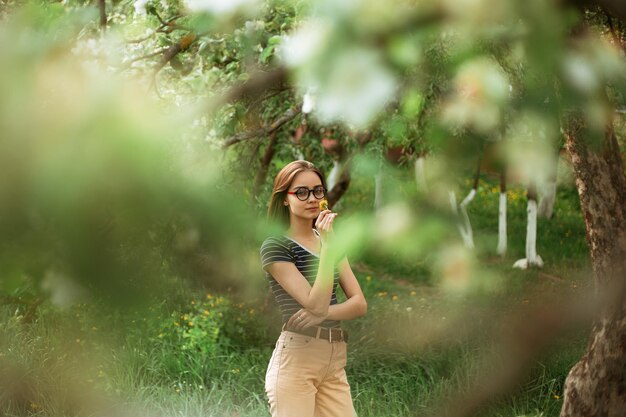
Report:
260,235,294,265
262,234,289,244
260,235,291,251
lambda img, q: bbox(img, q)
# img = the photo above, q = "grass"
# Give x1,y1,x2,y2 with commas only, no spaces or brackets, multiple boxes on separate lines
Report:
0,177,591,417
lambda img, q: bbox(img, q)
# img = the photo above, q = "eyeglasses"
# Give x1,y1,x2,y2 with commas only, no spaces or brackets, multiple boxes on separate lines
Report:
287,185,326,201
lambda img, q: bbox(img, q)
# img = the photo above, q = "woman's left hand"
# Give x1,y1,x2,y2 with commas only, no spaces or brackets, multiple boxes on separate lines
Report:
287,308,327,330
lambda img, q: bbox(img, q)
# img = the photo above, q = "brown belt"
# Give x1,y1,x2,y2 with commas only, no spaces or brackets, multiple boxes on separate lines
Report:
282,323,348,343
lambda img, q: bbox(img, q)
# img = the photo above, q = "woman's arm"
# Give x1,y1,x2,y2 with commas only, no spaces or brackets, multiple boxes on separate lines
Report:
286,256,367,330
265,210,337,317
325,256,367,321
265,244,335,317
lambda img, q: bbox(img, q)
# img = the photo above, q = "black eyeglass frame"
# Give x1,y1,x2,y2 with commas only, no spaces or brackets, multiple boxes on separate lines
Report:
287,185,326,201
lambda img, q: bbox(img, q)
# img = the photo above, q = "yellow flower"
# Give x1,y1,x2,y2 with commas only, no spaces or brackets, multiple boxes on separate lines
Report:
377,291,387,297
410,291,416,296
203,310,209,315
207,293,213,299
392,295,399,301
188,321,194,326
553,395,561,399
366,276,372,281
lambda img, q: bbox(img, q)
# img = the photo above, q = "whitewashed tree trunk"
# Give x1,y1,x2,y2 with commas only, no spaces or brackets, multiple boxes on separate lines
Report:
513,197,544,269
459,189,476,249
450,190,475,249
497,192,507,256
538,180,557,219
327,160,342,191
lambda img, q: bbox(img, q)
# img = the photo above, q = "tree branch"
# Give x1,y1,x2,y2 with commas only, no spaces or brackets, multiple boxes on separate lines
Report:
153,32,197,74
252,131,279,200
211,67,289,111
568,0,626,23
222,106,301,149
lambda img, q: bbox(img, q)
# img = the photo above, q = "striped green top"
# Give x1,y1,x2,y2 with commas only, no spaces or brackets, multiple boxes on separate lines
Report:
260,234,341,328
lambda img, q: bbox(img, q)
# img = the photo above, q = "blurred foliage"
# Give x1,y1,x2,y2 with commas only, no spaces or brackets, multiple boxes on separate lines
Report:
0,0,624,414
0,0,623,326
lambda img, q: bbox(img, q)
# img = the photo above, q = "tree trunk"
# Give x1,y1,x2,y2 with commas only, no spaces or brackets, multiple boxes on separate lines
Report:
98,0,107,31
560,115,626,417
326,164,350,209
252,132,278,201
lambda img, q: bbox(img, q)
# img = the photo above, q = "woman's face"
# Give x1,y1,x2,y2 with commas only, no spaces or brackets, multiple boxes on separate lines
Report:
284,171,325,221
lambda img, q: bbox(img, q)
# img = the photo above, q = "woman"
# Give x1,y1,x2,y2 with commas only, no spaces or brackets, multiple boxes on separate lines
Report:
260,160,367,417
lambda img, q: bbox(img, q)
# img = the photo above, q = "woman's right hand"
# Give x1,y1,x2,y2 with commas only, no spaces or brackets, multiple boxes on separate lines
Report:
315,209,337,247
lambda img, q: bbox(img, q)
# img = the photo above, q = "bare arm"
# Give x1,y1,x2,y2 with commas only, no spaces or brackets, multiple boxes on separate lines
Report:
326,256,367,321
287,256,367,330
265,244,335,317
266,210,337,317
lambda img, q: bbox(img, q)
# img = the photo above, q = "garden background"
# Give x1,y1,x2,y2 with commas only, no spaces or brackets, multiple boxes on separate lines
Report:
1,1,625,416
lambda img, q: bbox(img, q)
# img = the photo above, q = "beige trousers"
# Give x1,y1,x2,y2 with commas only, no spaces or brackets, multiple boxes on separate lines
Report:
265,330,356,417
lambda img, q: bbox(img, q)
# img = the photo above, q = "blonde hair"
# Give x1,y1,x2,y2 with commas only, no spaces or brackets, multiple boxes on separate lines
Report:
267,160,326,228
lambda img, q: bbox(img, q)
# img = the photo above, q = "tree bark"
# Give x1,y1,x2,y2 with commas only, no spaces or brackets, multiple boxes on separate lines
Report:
252,132,278,201
560,115,626,417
